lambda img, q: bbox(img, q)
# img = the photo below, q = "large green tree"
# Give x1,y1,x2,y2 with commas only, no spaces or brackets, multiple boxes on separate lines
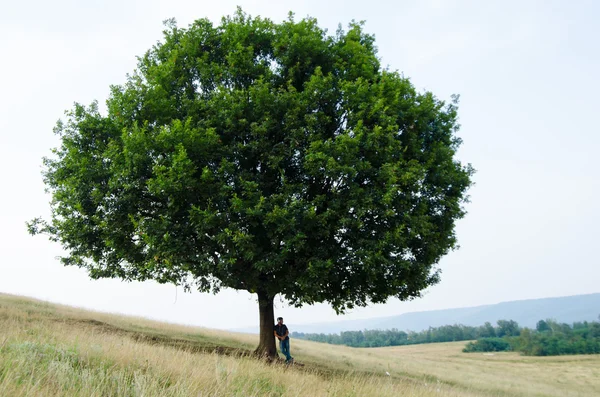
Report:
29,9,473,357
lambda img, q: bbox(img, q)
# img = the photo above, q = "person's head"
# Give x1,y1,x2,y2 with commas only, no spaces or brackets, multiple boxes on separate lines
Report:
277,317,283,324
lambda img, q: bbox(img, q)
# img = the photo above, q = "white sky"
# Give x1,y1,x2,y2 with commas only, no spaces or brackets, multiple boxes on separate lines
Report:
1,0,598,330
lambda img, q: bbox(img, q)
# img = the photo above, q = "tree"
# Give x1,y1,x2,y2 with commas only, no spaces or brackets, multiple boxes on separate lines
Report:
496,320,520,337
536,319,551,333
28,9,473,358
479,321,496,338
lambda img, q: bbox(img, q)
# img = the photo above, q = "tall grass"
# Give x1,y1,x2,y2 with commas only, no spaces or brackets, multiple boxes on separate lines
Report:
1,293,598,396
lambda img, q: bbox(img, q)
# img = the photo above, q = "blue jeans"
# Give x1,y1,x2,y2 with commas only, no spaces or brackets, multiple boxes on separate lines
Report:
279,338,292,362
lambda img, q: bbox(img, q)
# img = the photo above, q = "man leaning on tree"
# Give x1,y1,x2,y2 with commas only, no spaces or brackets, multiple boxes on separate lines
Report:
274,317,293,363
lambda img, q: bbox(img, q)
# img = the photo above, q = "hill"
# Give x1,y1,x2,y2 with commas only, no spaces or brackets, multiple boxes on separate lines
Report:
1,292,599,396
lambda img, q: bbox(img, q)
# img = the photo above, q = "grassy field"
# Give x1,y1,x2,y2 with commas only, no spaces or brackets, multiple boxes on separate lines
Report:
1,293,598,396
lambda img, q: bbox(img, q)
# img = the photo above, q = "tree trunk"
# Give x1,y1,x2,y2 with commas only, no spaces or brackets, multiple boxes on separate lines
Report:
254,292,277,359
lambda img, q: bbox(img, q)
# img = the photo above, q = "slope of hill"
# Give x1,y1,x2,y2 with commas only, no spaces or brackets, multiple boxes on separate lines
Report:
1,292,599,396
255,293,600,334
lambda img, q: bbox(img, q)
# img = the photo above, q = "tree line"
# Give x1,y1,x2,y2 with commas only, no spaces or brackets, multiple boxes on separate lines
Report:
464,319,600,356
291,319,521,348
292,318,600,356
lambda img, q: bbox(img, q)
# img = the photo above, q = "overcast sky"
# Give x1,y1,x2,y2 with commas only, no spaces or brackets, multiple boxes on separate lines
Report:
1,0,598,330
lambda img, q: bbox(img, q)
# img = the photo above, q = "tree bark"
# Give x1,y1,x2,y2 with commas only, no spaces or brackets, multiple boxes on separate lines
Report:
254,291,277,358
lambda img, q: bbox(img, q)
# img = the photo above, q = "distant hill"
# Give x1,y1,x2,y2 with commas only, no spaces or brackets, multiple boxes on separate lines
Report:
233,293,600,334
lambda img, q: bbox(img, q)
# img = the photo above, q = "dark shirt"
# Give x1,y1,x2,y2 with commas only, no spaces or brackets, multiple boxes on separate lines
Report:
274,323,289,340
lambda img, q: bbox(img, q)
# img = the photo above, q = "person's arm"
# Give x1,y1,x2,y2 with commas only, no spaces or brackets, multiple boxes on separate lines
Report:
274,329,282,340
283,325,289,339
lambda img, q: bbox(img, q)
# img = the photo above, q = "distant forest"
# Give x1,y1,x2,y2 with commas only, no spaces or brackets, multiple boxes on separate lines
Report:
464,319,600,356
292,320,523,347
292,318,600,356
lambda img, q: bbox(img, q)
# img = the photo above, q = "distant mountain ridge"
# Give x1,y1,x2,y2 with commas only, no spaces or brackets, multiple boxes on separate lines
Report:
232,293,600,334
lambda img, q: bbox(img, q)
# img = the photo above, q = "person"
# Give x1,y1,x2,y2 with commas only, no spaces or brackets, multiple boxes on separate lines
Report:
273,316,293,363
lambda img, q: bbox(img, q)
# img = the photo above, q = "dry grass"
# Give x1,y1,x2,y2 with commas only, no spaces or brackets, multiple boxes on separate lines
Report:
1,293,598,396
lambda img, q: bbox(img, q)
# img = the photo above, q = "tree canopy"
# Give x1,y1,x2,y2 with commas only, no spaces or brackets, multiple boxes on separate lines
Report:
29,9,473,356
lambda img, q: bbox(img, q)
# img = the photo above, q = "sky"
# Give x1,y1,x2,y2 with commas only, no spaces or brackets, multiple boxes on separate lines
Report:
1,0,598,331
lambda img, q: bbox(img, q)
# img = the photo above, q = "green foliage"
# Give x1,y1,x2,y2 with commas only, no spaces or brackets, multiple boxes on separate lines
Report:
295,318,600,356
495,319,520,337
517,321,600,356
294,321,506,348
463,338,511,353
536,320,550,332
479,322,496,338
29,9,473,313
463,319,600,356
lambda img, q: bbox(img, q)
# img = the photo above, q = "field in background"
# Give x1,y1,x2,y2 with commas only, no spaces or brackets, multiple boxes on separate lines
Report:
1,293,598,396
